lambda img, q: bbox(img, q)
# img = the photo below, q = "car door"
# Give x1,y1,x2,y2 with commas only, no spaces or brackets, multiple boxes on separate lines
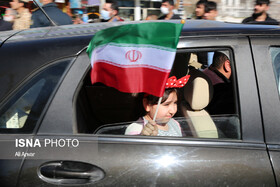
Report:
250,36,280,186
17,36,276,186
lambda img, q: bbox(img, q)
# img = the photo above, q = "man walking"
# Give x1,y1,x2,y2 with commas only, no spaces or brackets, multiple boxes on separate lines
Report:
195,0,207,19
10,0,31,30
242,0,278,25
158,0,181,20
100,0,124,22
31,0,73,28
203,1,217,20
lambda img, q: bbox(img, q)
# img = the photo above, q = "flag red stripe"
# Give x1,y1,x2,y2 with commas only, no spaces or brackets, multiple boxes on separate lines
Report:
91,62,170,97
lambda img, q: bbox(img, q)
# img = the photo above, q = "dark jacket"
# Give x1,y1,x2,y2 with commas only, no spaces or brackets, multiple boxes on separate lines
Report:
207,82,235,115
158,14,181,20
242,14,279,25
204,68,235,115
31,3,73,28
0,19,13,31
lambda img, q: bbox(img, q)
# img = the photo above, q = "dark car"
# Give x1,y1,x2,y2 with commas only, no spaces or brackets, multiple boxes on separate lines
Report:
1,20,280,186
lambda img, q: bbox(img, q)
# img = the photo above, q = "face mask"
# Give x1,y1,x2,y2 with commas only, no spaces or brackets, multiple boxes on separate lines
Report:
101,10,111,20
160,7,169,15
3,16,14,22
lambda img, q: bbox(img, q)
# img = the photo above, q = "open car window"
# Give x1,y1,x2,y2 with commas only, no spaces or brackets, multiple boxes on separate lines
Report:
75,48,241,140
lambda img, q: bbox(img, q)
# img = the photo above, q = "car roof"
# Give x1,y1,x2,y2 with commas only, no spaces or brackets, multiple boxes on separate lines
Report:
1,20,280,44
180,20,280,37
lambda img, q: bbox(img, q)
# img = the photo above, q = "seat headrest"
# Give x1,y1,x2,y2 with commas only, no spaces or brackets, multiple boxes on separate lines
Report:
184,69,213,111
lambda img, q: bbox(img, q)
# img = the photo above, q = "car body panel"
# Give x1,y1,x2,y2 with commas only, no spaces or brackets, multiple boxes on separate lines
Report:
19,135,275,186
0,134,33,186
268,145,280,186
0,29,21,46
250,36,280,144
250,36,280,186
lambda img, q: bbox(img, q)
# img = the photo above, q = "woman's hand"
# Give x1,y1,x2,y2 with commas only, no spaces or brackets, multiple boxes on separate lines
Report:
141,120,158,136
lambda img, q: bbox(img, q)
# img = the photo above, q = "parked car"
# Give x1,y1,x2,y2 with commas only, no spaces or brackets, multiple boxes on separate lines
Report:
1,20,280,186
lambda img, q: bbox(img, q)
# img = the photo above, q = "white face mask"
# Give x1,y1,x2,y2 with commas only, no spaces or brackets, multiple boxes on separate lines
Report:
3,16,14,22
160,7,169,15
101,10,111,20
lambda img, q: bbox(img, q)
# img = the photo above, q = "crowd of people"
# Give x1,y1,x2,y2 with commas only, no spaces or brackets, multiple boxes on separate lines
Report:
0,0,73,31
0,0,279,31
155,0,278,24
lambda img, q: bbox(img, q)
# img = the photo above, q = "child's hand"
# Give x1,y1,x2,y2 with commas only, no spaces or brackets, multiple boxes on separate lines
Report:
141,120,158,136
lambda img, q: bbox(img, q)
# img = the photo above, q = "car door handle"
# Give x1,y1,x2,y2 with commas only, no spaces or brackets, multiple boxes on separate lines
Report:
38,160,105,185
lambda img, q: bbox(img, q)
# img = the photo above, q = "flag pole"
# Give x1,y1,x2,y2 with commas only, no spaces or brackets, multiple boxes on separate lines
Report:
153,97,163,122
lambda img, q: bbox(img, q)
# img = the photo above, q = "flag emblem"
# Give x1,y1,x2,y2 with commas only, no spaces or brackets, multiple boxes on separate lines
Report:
125,50,142,63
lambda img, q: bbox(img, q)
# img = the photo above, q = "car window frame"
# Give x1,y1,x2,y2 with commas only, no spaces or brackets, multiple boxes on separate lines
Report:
0,57,74,134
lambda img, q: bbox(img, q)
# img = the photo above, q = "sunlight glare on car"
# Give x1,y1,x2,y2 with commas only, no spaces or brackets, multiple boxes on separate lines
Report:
155,155,177,168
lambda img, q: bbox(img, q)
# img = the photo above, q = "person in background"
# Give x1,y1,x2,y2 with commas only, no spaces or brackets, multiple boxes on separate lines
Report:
9,0,31,30
100,0,124,22
172,0,180,15
31,0,73,28
145,14,158,20
195,0,207,19
3,8,16,23
0,14,13,31
242,0,278,25
203,1,217,20
203,52,234,115
73,10,84,24
158,0,181,20
73,15,84,24
65,1,73,18
203,52,231,86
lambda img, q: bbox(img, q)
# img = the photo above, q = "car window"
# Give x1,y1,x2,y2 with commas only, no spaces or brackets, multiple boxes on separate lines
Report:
270,47,280,96
0,60,70,133
75,49,240,140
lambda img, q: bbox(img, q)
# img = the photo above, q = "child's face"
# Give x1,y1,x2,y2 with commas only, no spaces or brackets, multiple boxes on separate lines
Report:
145,91,178,125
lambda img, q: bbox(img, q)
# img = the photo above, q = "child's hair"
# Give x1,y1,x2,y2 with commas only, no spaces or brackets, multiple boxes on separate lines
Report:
145,88,178,105
137,88,179,117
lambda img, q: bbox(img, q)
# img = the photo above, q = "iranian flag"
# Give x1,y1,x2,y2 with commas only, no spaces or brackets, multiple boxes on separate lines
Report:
87,22,183,97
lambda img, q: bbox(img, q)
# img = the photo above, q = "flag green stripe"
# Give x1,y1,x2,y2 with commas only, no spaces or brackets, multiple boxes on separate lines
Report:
87,22,183,59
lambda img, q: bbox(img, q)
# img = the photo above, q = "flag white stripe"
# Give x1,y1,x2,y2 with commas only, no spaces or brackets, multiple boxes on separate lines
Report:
94,60,171,73
91,44,175,71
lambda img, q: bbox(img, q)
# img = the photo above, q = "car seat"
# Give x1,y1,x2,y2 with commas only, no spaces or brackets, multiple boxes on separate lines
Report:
182,69,218,138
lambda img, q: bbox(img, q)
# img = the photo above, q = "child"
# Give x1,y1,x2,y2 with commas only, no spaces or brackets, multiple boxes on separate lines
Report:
125,75,190,137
